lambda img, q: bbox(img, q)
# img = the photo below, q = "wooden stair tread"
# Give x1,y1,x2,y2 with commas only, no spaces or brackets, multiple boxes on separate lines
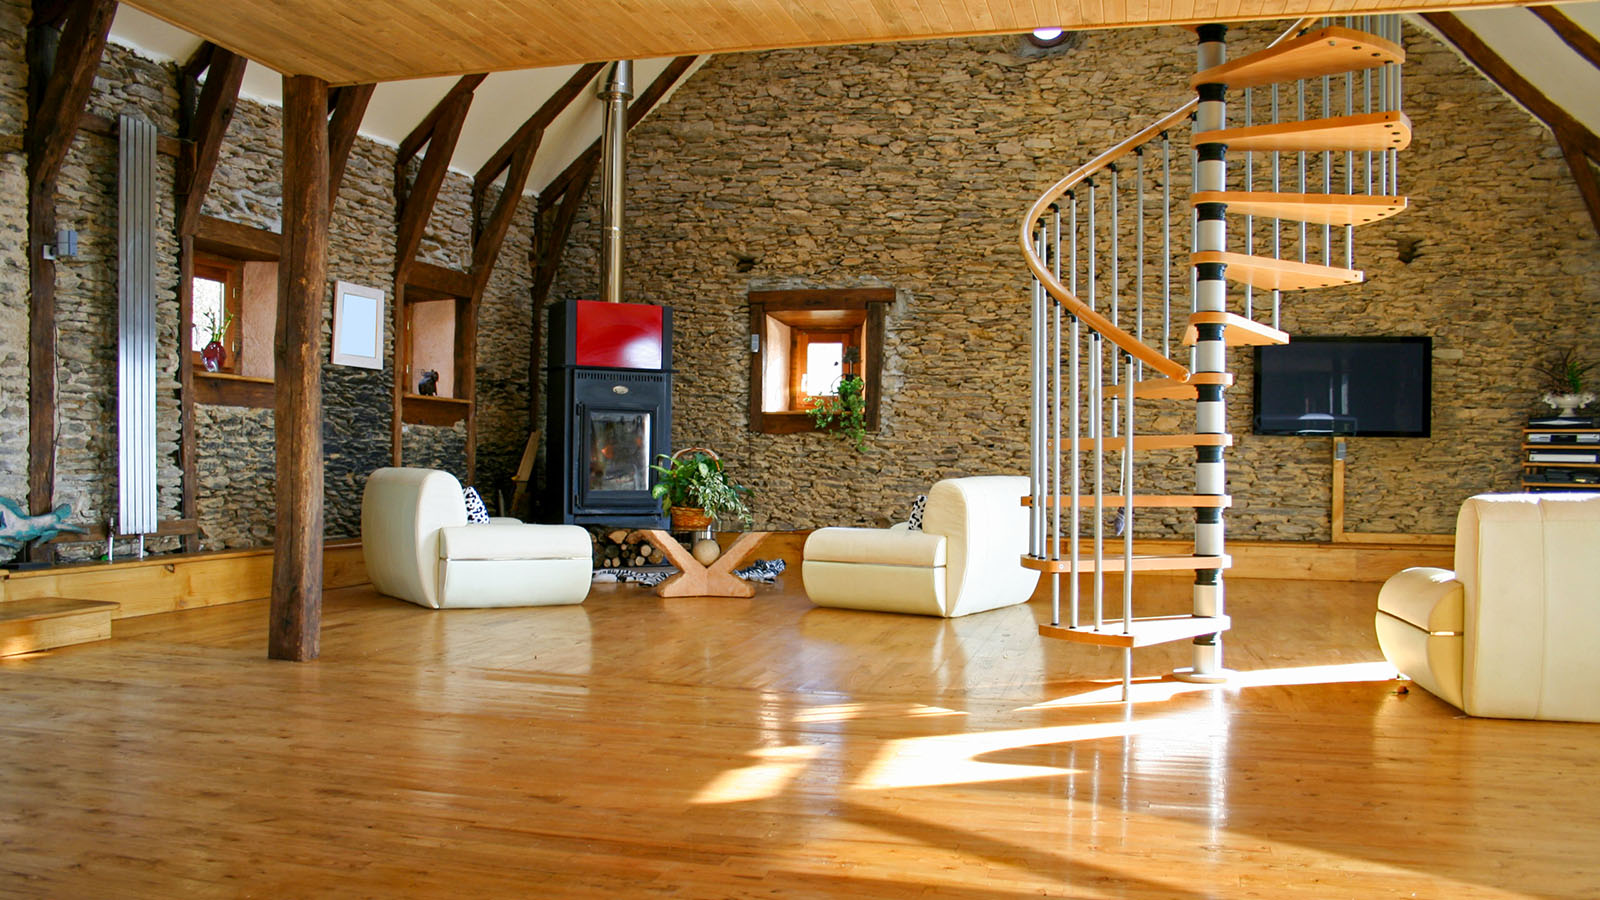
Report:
1039,614,1232,649
0,597,119,657
1182,310,1291,347
1191,26,1403,90
1024,494,1232,509
1022,553,1232,574
1191,191,1407,226
1193,111,1411,152
1134,372,1235,399
1192,251,1363,291
1063,433,1233,452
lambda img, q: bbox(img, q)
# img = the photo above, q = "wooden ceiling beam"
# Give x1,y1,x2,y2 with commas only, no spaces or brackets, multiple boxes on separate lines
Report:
470,137,536,301
1530,6,1600,72
541,55,695,203
1557,133,1600,237
393,92,470,288
25,0,113,521
532,152,598,308
473,62,604,197
178,44,247,237
327,82,374,208
395,73,485,167
1423,13,1600,165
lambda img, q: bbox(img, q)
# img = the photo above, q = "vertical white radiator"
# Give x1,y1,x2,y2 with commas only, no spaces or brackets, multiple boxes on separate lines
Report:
118,113,157,536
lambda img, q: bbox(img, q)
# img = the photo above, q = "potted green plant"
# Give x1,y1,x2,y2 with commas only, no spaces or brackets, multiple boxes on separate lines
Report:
199,309,235,373
1534,347,1597,416
808,346,869,452
650,448,753,530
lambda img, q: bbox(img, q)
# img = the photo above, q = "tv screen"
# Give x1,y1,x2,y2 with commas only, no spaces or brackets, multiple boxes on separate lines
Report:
1253,337,1431,437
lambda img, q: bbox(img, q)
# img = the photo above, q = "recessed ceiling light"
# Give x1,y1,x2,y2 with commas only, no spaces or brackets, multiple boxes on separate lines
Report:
1032,27,1065,41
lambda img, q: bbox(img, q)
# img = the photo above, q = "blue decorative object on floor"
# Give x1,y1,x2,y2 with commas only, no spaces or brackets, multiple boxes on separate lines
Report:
462,486,490,523
735,558,786,583
0,497,84,548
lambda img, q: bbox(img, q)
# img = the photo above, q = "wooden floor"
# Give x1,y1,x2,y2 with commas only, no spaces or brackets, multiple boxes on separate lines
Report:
2,572,1597,898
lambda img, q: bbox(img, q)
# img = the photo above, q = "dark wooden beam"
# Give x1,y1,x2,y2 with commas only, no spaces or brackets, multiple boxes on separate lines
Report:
195,214,281,259
26,0,114,520
395,73,485,168
408,261,473,298
271,74,329,663
178,45,247,237
393,92,470,288
77,112,183,156
470,138,536,301
542,56,695,201
178,234,198,552
1558,132,1600,237
327,82,374,208
532,153,598,308
1531,6,1600,72
1423,13,1600,164
473,62,604,198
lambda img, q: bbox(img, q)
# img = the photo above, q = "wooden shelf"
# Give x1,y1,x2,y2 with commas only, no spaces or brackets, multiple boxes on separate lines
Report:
1194,111,1411,152
1191,26,1403,89
1022,553,1232,574
1181,310,1290,347
1192,251,1364,291
1523,461,1600,469
1039,614,1231,649
1133,372,1235,399
401,393,472,427
193,371,275,409
1191,191,1408,226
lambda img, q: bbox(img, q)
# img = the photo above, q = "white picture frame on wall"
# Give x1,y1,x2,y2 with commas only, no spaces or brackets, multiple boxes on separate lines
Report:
331,281,384,369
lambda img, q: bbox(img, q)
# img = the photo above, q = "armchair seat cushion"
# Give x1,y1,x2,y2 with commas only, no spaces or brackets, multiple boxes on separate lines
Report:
439,523,591,561
803,526,947,568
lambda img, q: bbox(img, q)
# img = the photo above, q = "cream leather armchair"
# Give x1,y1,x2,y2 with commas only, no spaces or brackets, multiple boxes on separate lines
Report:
802,475,1039,617
361,467,592,608
1376,492,1600,722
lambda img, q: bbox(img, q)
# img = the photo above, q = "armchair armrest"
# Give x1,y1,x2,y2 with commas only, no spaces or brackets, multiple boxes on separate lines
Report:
804,526,946,568
439,523,591,561
1377,567,1465,633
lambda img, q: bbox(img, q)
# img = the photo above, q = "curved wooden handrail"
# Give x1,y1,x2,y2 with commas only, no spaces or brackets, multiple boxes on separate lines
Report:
1019,18,1321,383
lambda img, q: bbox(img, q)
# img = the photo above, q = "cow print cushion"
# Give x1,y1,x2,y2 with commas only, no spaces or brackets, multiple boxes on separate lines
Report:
462,486,491,524
907,494,927,531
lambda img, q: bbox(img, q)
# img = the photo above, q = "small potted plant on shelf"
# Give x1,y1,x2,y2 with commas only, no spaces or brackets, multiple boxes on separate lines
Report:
1534,347,1597,417
808,346,869,453
650,447,753,531
199,309,234,373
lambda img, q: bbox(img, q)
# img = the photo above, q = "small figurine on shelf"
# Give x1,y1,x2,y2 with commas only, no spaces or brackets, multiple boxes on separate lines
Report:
417,369,439,396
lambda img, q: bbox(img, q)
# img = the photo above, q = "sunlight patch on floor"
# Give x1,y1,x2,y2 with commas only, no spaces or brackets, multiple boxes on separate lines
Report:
692,745,823,804
851,720,1168,790
791,701,966,724
1022,661,1402,708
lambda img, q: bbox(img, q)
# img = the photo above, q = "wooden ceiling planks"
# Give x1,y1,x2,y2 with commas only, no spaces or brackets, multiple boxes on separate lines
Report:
122,0,1531,84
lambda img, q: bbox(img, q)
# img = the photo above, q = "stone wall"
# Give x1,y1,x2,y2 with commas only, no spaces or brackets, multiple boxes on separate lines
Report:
548,26,1600,538
0,2,538,556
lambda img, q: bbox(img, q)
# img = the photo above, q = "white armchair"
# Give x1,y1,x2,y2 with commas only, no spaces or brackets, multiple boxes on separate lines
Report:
1376,492,1600,722
361,467,592,608
802,475,1039,617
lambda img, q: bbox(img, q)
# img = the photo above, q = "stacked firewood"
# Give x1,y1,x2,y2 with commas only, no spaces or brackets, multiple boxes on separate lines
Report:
590,528,663,569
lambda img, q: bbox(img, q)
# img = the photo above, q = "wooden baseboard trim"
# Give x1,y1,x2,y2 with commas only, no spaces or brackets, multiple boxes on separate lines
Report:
0,540,368,619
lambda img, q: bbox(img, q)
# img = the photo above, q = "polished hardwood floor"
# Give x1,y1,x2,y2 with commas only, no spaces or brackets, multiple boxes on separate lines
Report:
2,569,1597,898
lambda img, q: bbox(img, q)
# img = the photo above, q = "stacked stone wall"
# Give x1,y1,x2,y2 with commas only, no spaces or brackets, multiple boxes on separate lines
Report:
550,27,1600,538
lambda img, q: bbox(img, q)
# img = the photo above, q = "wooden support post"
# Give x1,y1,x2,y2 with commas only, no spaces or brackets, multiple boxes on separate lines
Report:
25,0,114,525
270,74,330,663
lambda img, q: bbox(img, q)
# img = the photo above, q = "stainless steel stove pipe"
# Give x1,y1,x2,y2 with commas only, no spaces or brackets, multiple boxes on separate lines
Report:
598,60,633,303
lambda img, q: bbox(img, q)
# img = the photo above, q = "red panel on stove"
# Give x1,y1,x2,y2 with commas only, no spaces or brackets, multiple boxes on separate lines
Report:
574,300,664,369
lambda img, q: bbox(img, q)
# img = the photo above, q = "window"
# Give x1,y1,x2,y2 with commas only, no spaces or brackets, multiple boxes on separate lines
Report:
748,287,890,435
399,266,476,427
189,216,282,406
191,256,241,372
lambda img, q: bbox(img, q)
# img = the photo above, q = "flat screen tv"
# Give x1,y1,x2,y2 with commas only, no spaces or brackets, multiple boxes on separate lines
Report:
1252,336,1431,437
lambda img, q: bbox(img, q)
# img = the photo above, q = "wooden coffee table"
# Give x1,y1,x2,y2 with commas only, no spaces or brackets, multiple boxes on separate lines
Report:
639,530,771,598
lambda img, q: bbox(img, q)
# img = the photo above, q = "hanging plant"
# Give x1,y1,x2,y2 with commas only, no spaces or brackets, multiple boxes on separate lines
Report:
808,346,869,452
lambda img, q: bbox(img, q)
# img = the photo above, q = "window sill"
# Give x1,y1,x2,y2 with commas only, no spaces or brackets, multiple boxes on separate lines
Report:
194,372,275,408
402,393,472,426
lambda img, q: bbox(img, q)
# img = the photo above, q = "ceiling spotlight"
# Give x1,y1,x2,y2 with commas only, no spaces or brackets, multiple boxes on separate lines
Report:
1032,27,1065,41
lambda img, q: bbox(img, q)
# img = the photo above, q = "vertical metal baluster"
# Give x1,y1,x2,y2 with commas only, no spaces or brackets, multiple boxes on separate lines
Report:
1110,165,1121,431
1069,193,1081,630
1271,82,1283,329
1322,73,1331,265
1162,132,1172,360
1365,39,1373,196
1297,77,1307,263
1052,206,1063,629
1135,148,1145,381
1091,333,1104,632
1391,17,1403,196
1346,60,1355,270
1031,222,1045,559
1121,353,1136,701
1244,86,1254,321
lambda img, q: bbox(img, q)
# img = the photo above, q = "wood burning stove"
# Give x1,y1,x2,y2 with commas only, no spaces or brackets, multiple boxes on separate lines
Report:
547,301,672,527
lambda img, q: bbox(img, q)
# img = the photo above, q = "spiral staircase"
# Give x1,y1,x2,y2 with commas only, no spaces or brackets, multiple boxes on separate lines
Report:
1020,17,1410,699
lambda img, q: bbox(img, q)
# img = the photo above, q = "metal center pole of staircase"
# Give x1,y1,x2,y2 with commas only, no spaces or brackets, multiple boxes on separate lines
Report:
1178,23,1232,684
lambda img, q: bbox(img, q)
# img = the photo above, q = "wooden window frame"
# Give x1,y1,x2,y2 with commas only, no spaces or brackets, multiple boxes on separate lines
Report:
190,216,281,408
399,263,476,428
748,287,890,436
190,254,242,373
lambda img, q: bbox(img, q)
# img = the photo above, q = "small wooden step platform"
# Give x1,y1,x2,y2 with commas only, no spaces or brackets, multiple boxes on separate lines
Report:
1191,26,1403,89
0,597,119,657
1192,251,1363,291
1039,614,1232,649
1066,433,1233,452
1024,494,1232,509
1182,310,1291,347
1191,191,1408,226
1193,111,1411,152
1022,553,1232,574
1134,372,1235,399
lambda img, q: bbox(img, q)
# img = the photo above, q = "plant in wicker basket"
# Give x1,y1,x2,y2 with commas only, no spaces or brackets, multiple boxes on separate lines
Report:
650,448,753,530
